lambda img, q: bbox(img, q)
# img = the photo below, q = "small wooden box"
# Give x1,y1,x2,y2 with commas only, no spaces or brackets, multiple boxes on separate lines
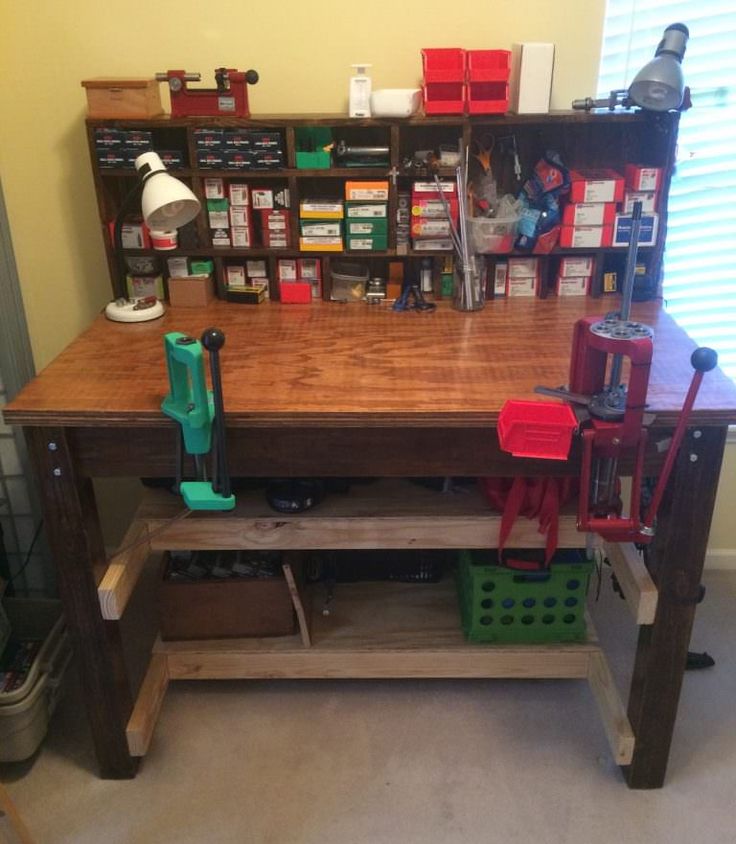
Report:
159,555,298,641
168,276,215,308
81,78,163,119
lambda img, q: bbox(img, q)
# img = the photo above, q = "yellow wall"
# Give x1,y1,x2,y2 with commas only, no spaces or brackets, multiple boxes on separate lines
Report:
1,2,735,563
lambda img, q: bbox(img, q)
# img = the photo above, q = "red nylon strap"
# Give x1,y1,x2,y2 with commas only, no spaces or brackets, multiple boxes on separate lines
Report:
496,477,561,569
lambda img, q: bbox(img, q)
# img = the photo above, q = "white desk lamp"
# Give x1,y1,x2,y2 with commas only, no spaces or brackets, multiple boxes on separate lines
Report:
105,152,201,323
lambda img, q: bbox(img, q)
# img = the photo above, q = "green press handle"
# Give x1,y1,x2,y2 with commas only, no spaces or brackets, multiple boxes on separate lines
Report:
161,332,213,455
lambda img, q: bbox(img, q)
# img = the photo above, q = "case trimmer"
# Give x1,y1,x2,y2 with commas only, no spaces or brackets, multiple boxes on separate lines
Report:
162,327,235,511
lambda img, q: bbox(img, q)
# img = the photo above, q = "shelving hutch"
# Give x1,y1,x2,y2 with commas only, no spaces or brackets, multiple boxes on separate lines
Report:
86,110,679,302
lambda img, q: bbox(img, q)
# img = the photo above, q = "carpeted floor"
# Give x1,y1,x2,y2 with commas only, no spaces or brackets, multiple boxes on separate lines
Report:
2,569,736,844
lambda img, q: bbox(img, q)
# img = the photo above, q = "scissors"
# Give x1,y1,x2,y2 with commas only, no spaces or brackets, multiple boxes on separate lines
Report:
471,134,495,174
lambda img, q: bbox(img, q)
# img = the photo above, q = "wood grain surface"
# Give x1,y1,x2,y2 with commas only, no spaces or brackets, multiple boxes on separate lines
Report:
5,299,736,427
4,298,736,426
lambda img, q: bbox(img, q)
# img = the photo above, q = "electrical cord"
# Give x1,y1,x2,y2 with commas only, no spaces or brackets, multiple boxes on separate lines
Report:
9,519,44,584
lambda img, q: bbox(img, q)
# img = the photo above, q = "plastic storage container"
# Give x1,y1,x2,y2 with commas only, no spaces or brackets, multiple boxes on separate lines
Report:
0,599,71,762
421,48,466,82
498,399,578,460
423,83,466,115
467,214,519,254
295,126,332,169
457,549,593,643
330,262,370,301
466,50,511,114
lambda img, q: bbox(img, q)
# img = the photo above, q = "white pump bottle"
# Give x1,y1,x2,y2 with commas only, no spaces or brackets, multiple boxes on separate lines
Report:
349,64,372,118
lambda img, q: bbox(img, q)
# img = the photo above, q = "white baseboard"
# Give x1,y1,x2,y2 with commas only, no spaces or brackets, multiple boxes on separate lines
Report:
705,549,736,570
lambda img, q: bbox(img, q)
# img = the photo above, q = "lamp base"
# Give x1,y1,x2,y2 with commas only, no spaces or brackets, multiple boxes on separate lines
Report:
105,297,165,323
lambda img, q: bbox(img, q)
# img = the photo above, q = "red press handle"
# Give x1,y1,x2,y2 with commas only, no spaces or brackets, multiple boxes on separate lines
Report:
642,347,718,531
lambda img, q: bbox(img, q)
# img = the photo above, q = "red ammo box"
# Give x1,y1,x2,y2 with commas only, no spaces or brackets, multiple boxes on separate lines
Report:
498,400,578,460
279,281,312,303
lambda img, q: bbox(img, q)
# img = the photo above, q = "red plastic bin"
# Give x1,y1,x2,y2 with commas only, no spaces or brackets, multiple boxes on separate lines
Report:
498,400,578,460
466,50,511,81
467,81,509,114
423,83,466,115
279,282,312,304
421,48,466,82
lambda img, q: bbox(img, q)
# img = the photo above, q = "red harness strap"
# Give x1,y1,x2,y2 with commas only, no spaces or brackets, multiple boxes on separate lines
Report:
480,477,576,569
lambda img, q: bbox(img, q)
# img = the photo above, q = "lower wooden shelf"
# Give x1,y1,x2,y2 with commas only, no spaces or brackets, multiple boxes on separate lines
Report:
155,580,597,680
127,580,633,766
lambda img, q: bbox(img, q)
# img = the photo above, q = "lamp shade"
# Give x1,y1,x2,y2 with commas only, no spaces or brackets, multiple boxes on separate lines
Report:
135,152,201,229
628,23,689,112
628,57,684,111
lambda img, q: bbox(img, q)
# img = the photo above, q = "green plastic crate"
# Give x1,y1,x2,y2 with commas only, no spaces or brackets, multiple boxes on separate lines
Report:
457,549,593,643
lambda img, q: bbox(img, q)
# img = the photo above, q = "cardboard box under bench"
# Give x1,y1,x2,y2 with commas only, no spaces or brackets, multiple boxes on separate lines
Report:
158,553,302,640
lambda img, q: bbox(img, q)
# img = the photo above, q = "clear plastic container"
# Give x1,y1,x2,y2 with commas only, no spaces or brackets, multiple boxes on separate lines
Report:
330,262,370,302
467,214,519,254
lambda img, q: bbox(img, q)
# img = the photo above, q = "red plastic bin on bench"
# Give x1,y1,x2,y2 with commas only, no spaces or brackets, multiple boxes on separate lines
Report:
498,400,578,460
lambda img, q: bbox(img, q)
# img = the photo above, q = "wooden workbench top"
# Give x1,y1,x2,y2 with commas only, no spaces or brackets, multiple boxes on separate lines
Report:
5,298,736,428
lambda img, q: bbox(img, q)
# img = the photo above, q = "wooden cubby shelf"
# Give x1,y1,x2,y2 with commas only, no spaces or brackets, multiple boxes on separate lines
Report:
88,110,678,302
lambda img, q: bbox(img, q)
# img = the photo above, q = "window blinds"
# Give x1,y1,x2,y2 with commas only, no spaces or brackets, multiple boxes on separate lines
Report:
598,1,736,381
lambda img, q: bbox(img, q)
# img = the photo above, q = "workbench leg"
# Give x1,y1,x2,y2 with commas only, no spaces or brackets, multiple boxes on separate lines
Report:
25,427,138,779
623,426,727,788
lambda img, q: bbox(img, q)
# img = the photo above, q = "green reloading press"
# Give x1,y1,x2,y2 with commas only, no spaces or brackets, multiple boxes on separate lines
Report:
161,327,236,511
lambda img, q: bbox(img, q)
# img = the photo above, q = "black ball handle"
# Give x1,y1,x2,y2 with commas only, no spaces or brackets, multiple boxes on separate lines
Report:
691,347,717,373
246,69,259,85
201,327,225,352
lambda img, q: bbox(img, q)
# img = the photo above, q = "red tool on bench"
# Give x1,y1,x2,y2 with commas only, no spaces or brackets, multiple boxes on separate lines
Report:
156,68,259,117
501,201,718,544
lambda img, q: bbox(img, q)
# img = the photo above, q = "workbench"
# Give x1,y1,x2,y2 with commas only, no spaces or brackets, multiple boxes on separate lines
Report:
4,297,736,788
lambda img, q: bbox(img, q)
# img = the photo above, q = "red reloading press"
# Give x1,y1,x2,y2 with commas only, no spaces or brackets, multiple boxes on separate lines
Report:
501,202,718,545
156,68,259,117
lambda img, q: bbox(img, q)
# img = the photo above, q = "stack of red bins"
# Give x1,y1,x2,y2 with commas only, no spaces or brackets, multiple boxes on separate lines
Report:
422,49,511,115
466,50,511,113
421,48,466,114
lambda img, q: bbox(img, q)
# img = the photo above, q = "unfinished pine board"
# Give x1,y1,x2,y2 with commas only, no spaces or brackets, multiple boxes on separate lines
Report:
98,521,151,620
126,654,169,757
139,480,592,551
158,580,598,680
603,541,658,625
588,649,636,765
0,782,37,844
282,561,311,648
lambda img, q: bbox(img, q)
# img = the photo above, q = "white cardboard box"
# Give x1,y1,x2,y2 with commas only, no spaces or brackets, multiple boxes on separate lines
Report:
556,276,590,296
509,43,555,114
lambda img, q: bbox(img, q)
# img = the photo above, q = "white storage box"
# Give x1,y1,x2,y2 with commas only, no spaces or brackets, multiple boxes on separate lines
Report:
0,599,71,762
370,89,422,117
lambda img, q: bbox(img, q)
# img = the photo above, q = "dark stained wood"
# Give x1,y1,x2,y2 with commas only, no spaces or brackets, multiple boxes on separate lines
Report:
86,110,678,303
6,299,736,429
623,425,728,788
85,111,655,129
66,424,675,479
24,427,138,779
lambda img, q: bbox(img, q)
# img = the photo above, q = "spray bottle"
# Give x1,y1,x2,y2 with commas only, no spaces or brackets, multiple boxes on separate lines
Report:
349,64,372,118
